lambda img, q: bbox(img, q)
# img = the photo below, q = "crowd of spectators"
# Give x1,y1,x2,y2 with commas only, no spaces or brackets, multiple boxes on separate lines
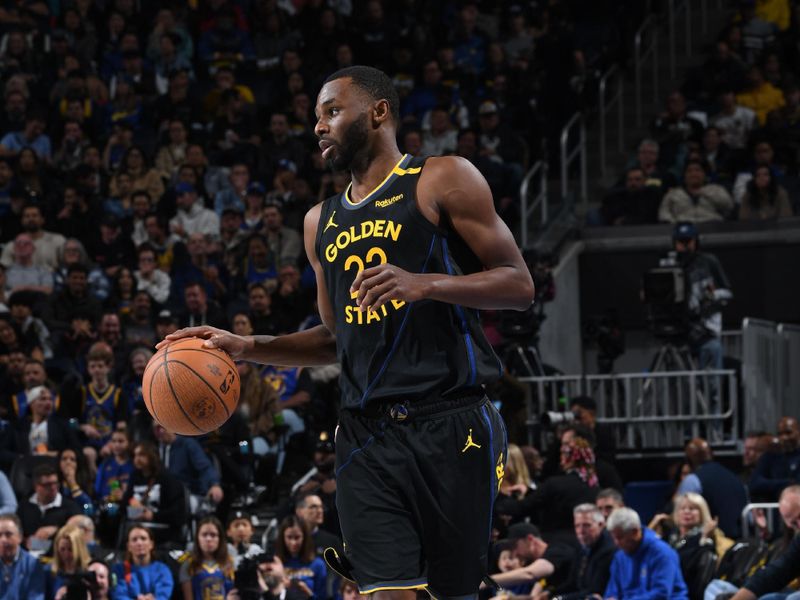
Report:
596,0,800,227
1,1,798,600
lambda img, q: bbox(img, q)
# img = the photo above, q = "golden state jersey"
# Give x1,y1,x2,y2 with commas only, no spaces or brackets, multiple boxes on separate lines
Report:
315,154,502,410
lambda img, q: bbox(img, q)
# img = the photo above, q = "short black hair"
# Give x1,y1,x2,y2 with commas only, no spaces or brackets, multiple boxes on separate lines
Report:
323,65,400,123
33,463,58,481
570,396,597,413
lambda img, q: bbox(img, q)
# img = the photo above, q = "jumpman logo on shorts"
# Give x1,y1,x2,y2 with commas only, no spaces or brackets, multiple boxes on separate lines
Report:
324,210,339,233
462,428,481,453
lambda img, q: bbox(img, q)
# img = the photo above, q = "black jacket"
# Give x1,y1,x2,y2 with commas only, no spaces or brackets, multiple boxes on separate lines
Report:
524,472,599,534
18,493,80,538
15,415,81,455
744,533,800,597
562,530,616,600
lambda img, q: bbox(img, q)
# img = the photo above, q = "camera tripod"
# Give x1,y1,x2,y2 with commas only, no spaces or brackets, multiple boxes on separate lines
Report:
635,339,710,447
503,339,547,378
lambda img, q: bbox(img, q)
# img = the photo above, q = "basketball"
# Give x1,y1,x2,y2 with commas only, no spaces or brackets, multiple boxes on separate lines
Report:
142,337,240,436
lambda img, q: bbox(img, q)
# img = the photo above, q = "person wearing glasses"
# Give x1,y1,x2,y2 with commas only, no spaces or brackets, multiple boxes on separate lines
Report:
17,463,79,553
293,492,340,559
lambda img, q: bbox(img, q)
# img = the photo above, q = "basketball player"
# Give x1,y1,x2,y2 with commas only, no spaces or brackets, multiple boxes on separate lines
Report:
159,65,535,600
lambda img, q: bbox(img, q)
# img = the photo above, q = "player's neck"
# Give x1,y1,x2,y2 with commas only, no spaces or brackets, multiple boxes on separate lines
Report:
349,147,404,203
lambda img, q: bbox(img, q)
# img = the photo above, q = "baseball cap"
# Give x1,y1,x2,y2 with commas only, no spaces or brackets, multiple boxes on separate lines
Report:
175,182,195,195
156,309,177,324
672,221,699,241
506,522,541,542
478,100,499,116
247,182,265,196
227,510,254,526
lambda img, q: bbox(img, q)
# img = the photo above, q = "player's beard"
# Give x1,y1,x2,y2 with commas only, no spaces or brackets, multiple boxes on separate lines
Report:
328,113,369,172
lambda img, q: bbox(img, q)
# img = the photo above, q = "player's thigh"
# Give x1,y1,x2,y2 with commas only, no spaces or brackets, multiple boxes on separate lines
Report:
335,415,426,591
420,401,507,597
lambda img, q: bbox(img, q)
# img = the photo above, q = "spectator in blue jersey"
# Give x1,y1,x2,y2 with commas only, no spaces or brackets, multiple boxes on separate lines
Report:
0,513,45,600
95,429,134,503
8,358,60,421
152,422,224,509
78,347,126,471
260,365,313,436
274,516,327,600
112,525,174,600
179,516,235,600
14,386,79,456
604,507,688,600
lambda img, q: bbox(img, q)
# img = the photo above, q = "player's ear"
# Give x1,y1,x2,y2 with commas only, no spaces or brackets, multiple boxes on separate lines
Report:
372,99,391,127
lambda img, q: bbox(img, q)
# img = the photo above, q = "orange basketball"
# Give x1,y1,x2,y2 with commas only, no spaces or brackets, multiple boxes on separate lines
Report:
142,337,240,436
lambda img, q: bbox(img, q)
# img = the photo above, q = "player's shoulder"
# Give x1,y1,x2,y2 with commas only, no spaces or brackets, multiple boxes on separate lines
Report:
419,155,484,193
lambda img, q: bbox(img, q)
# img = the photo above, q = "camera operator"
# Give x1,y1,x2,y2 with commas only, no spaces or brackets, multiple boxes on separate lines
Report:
229,555,306,600
53,560,111,600
669,222,732,373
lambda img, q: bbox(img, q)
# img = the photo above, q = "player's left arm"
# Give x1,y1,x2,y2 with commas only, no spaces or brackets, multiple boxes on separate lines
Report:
351,156,535,312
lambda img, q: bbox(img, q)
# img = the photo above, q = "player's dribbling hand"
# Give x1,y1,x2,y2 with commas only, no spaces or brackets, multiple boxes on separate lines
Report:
350,263,426,312
156,326,252,360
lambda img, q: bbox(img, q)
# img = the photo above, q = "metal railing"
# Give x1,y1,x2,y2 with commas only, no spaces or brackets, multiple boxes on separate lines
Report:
521,369,738,453
519,160,548,248
721,329,743,362
667,0,692,78
741,503,780,539
560,112,587,208
742,318,782,432
634,15,659,125
777,323,800,419
598,65,624,181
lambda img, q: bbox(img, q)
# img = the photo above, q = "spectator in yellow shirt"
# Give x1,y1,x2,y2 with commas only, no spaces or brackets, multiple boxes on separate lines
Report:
756,0,790,31
736,65,785,125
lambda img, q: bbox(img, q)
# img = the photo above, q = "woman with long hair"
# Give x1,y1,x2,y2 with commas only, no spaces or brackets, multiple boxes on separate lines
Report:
739,165,793,220
494,444,535,531
179,516,235,600
58,447,94,509
106,266,137,316
274,515,326,599
47,525,92,600
120,441,187,544
112,525,174,600
650,492,733,560
109,146,164,204
15,147,47,198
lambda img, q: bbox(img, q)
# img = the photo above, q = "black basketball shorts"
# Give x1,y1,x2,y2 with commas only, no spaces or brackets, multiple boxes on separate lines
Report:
334,395,507,596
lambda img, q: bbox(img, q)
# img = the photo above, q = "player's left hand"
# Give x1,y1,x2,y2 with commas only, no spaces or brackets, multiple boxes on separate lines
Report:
350,263,426,312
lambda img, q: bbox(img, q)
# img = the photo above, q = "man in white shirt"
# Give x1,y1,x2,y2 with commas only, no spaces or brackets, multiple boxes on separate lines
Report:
0,204,65,271
169,182,220,243
712,89,757,150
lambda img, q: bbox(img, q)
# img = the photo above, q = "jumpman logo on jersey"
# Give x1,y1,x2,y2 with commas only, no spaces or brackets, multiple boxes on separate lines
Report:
462,428,482,453
324,210,339,233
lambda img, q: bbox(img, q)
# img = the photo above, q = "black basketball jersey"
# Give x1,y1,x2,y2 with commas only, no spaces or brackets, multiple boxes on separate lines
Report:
315,154,502,410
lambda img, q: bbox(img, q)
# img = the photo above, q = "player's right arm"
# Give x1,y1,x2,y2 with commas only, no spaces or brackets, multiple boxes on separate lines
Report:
489,558,555,586
157,203,338,367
